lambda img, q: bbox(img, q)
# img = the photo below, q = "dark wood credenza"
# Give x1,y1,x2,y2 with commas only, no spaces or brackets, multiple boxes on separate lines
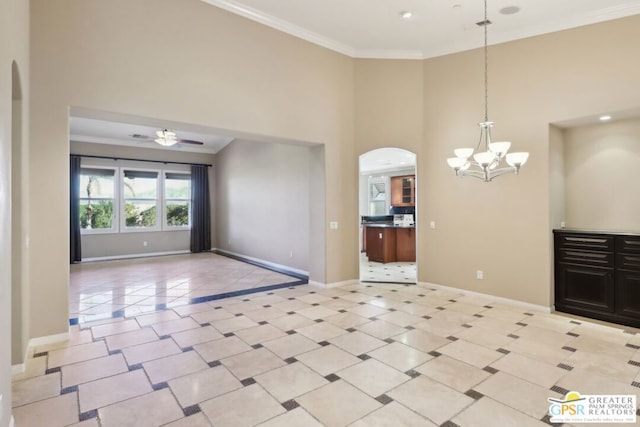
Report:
554,229,640,327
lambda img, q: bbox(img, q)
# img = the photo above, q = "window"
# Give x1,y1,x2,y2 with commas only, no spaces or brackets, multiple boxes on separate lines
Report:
122,169,159,231
79,167,116,233
164,172,191,229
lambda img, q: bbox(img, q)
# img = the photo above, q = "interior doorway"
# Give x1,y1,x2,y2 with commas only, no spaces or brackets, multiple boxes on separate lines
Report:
358,148,417,284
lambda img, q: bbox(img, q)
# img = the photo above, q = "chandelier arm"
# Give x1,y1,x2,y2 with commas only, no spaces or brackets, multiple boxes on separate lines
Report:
484,0,488,122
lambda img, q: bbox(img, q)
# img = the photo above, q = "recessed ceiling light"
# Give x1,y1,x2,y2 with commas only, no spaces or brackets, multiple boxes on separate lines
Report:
399,11,413,20
499,6,520,15
599,115,612,121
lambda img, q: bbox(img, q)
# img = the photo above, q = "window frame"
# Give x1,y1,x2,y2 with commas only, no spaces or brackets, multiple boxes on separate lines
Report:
163,170,192,231
120,167,162,233
79,165,118,235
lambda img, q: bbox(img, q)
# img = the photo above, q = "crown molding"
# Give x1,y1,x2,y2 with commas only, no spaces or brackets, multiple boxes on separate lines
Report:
201,0,357,57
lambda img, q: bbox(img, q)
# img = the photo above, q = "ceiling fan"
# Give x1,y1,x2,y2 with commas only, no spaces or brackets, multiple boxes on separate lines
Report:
130,129,204,147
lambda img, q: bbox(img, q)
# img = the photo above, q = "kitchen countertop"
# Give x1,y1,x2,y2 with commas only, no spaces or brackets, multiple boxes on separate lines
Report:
362,223,415,229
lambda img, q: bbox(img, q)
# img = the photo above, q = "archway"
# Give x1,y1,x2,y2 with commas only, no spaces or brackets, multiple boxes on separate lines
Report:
358,148,417,284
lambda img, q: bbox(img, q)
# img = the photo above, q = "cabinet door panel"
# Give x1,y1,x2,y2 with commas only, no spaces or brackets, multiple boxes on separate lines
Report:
616,270,640,318
557,264,614,312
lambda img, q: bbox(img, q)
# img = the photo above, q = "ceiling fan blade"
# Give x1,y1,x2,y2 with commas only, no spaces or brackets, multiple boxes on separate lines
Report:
176,138,204,145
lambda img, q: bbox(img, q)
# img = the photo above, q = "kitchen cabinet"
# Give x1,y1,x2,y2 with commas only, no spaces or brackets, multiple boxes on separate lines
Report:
366,226,397,263
554,230,640,327
396,228,416,262
391,175,415,207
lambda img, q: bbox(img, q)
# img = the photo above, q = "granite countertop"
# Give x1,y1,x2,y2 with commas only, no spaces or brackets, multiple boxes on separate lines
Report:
554,228,640,236
363,223,415,229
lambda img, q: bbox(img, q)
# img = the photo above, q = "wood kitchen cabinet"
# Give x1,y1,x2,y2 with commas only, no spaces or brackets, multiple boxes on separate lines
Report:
396,228,416,262
391,175,415,207
554,230,640,327
366,226,397,263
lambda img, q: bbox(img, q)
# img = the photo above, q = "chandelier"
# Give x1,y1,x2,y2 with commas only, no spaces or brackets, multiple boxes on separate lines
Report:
155,129,178,147
446,0,529,182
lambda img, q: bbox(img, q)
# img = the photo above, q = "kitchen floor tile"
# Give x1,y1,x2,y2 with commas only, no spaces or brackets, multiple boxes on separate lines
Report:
151,316,201,336
62,353,129,387
356,319,407,339
295,322,349,342
257,407,324,427
168,365,242,407
98,388,183,427
221,347,286,380
12,372,61,407
47,341,109,368
369,341,432,372
255,362,327,402
143,350,208,384
193,335,251,362
12,393,79,427
78,369,152,413
261,332,321,360
233,323,287,346
170,325,224,348
337,358,410,397
437,339,504,368
489,352,566,388
199,383,286,426
415,355,491,393
104,328,159,351
121,338,182,365
350,401,437,427
295,344,361,376
329,330,386,355
91,319,141,339
391,329,450,353
452,396,547,427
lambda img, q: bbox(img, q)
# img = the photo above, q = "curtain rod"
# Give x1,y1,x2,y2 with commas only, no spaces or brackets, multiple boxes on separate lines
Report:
73,154,212,167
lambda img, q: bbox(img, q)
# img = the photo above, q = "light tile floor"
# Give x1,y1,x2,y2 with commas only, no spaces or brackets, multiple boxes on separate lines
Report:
359,253,417,284
11,256,640,426
69,253,304,323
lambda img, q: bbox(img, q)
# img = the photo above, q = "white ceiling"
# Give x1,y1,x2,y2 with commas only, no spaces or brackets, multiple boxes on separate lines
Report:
360,149,416,174
203,0,640,59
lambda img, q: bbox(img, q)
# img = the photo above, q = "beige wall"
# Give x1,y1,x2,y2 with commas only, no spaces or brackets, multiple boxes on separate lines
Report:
30,0,355,338
215,139,312,272
23,0,640,348
70,141,215,259
2,0,30,422
564,118,640,231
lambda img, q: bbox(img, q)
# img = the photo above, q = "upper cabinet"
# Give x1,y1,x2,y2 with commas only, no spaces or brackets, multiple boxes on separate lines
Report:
391,175,415,207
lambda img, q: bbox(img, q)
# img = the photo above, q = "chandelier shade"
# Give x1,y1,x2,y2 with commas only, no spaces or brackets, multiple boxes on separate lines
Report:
446,0,529,182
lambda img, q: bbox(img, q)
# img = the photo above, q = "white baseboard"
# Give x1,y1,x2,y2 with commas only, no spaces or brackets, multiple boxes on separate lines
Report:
310,279,359,289
81,250,190,263
11,363,25,375
213,248,309,278
419,281,552,313
9,416,15,427
27,331,70,348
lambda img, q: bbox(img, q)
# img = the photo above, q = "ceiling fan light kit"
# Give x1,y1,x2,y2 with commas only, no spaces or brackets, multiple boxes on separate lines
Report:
446,0,529,182
155,129,179,147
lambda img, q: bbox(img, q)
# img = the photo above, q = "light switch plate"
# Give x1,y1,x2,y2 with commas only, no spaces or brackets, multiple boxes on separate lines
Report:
329,221,339,229
430,221,436,229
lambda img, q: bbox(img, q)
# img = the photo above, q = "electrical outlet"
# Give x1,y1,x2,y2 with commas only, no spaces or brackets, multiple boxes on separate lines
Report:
476,270,484,280
329,221,339,229
143,241,148,247
430,221,436,229
560,221,566,229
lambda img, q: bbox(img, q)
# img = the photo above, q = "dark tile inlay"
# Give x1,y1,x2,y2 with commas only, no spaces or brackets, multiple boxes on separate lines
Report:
312,303,320,307
428,350,441,358
515,322,527,327
562,346,577,352
557,363,574,371
507,334,520,339
569,320,582,325
286,330,297,335
628,360,640,367
45,367,61,375
258,321,268,326
234,313,243,317
200,322,211,327
252,343,263,349
241,377,256,387
632,381,640,388
436,307,446,311
473,314,484,318
369,317,379,321
286,311,295,315
403,301,412,304
33,352,48,358
465,389,484,400
128,363,143,371
183,404,201,417
79,410,98,421
388,308,397,312
159,335,171,340
483,305,493,309
338,309,348,313
314,319,325,323
242,298,250,302
332,296,340,300
358,354,371,361
496,348,510,355
448,299,457,303
282,399,300,411
462,324,473,328
566,332,579,337
483,366,498,374
422,315,432,320
523,312,534,316
418,294,426,297
223,332,235,338
550,385,570,395
61,385,78,395
446,336,458,341
284,357,297,364
405,325,415,331
375,394,393,405
384,338,394,344
288,297,296,300
405,369,420,378
626,343,640,350
208,360,221,368
182,346,194,353
152,382,169,391
325,373,340,382
263,305,272,308
440,421,461,427
346,328,357,333
318,341,330,346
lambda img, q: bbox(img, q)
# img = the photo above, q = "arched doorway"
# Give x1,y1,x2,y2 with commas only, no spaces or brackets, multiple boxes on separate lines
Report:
358,148,417,284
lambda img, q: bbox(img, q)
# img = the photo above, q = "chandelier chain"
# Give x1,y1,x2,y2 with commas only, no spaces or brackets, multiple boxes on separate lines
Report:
484,0,488,123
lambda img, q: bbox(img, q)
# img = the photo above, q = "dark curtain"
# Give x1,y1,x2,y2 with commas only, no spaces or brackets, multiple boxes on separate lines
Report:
190,164,211,252
70,155,82,263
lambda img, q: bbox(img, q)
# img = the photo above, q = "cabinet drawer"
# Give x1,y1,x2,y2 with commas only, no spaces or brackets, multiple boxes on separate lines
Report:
616,254,640,271
616,236,640,254
558,249,614,267
555,233,614,252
